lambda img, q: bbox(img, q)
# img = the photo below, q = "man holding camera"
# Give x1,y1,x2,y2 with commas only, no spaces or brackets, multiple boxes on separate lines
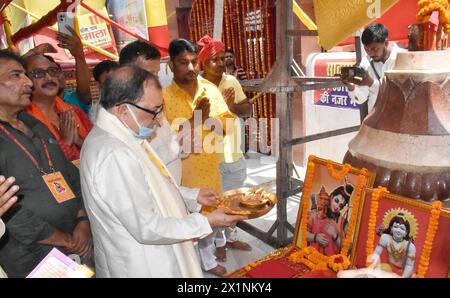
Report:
342,23,405,118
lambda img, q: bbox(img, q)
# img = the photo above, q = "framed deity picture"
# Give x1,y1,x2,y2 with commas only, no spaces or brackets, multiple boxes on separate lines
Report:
293,156,375,263
352,188,450,278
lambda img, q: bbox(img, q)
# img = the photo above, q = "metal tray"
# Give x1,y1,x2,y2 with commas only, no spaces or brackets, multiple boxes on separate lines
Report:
201,187,277,219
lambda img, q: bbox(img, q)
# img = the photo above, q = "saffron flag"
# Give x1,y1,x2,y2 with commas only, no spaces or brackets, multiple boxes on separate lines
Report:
145,0,169,57
313,0,399,50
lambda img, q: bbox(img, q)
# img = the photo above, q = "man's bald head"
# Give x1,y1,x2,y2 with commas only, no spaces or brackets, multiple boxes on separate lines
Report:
100,65,161,110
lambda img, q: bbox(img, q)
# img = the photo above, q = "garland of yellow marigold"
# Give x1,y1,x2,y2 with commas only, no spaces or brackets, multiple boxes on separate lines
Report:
326,160,352,181
417,0,450,34
340,169,368,256
416,201,442,278
292,156,368,273
300,156,316,247
365,187,389,267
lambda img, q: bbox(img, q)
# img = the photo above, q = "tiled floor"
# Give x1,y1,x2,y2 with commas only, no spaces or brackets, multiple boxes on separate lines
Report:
203,152,305,277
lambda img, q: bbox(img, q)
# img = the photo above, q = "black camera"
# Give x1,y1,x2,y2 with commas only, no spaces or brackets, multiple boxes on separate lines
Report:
341,66,366,78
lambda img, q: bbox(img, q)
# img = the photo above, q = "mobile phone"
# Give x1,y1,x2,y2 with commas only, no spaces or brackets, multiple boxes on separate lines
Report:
57,12,75,36
341,66,365,78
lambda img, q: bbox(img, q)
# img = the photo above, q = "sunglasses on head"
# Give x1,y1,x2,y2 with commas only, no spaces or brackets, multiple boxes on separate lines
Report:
27,67,62,79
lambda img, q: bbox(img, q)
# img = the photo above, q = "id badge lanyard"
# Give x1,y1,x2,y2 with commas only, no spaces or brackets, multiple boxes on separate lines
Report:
0,123,75,203
0,123,53,174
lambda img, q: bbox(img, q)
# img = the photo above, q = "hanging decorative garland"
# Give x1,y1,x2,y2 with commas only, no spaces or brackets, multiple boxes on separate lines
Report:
189,0,276,153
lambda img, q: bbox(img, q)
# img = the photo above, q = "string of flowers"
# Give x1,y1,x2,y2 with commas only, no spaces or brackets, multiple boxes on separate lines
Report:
366,187,389,267
288,246,329,270
194,1,202,41
264,0,272,71
327,254,351,272
252,0,261,78
224,0,232,49
265,1,273,145
340,169,369,256
202,0,209,35
208,0,213,34
417,0,450,34
235,0,245,72
326,160,352,180
241,0,250,80
228,0,237,55
416,201,442,278
246,0,255,78
300,156,316,247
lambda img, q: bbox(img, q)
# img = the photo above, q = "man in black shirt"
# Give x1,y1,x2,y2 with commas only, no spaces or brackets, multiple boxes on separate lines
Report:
0,50,92,277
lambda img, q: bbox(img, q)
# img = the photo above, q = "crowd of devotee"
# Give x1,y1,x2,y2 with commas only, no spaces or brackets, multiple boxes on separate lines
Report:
0,29,256,277
0,19,403,278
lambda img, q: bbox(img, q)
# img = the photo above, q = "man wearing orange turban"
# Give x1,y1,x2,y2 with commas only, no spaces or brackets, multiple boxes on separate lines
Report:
197,35,226,67
197,35,254,270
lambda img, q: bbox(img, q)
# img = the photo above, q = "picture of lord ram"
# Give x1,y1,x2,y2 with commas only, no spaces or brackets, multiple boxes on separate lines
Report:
306,177,355,256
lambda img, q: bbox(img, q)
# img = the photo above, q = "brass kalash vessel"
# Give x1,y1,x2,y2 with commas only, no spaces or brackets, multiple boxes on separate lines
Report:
344,50,450,203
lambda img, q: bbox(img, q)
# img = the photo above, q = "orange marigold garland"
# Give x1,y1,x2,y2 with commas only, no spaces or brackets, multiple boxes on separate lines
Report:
417,0,450,34
365,187,389,267
416,201,441,278
300,156,316,247
235,0,245,70
326,160,351,180
252,0,261,78
340,169,368,256
328,254,351,272
291,156,370,273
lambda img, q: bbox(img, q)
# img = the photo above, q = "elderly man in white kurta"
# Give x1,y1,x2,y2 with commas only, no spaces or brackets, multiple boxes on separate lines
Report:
80,65,245,278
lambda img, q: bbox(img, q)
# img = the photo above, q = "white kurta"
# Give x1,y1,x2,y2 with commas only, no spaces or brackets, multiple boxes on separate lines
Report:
348,43,406,112
150,116,201,213
80,107,212,278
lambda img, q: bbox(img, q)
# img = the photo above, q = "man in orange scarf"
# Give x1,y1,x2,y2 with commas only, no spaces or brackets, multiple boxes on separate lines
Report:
25,55,92,162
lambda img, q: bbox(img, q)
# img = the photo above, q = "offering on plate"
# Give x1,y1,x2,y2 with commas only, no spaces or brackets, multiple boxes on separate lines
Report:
213,187,277,219
239,188,272,208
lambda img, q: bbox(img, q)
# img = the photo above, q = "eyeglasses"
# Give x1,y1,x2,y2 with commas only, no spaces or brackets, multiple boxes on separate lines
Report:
27,67,62,79
122,102,163,119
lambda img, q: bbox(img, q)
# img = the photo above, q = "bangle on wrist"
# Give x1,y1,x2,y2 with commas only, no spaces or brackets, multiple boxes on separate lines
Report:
333,234,338,241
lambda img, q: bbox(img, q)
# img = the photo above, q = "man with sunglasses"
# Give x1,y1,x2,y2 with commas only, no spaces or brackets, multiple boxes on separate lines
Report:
24,26,92,114
25,55,93,162
80,65,246,277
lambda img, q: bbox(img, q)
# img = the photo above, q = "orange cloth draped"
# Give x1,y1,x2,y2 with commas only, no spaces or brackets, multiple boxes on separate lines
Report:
27,96,89,141
197,35,225,66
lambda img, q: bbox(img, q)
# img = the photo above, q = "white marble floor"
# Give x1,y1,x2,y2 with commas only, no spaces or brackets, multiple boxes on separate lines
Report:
203,152,305,277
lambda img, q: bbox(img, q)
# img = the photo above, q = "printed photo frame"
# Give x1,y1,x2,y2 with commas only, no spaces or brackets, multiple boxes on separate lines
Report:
352,188,450,278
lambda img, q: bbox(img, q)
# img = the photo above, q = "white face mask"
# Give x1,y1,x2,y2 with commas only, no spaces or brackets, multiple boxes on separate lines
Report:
126,105,157,139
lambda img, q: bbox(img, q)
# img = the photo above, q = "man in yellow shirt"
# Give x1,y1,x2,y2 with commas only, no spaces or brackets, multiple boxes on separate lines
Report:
163,38,235,276
198,35,253,262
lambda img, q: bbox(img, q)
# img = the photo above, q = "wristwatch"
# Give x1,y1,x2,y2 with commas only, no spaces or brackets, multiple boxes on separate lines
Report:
75,216,90,224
